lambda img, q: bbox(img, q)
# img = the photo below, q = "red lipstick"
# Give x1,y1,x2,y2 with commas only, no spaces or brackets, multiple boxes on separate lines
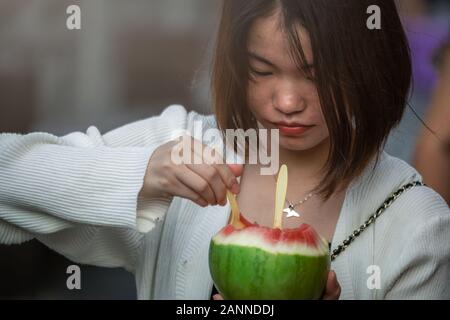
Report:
274,122,314,136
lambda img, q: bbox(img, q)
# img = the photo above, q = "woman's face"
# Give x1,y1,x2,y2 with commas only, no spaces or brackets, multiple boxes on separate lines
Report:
247,12,329,152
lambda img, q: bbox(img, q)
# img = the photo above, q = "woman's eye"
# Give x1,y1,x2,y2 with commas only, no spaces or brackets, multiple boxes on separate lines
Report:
250,68,273,77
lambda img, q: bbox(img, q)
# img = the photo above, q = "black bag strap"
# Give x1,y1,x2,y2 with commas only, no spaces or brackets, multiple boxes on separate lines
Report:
331,181,425,261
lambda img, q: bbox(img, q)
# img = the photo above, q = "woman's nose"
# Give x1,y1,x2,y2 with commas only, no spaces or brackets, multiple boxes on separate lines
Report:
273,89,306,115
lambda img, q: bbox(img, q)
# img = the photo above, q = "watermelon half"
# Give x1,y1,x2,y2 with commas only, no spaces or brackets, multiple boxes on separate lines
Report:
209,214,330,300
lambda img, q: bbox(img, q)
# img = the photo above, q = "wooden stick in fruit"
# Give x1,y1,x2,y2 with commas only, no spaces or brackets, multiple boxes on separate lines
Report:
273,164,288,230
210,164,330,300
226,190,246,229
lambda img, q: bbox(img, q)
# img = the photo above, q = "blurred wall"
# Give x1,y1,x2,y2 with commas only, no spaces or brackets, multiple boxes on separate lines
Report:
0,0,220,299
0,0,219,135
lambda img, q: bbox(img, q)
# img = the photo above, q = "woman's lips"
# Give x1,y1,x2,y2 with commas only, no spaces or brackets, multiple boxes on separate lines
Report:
273,123,314,136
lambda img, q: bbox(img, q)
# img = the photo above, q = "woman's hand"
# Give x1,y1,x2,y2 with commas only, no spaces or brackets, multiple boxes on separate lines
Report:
322,270,341,300
212,294,224,300
140,135,243,207
212,270,341,300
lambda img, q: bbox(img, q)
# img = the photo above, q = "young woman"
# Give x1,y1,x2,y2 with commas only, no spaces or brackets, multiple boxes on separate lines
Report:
1,0,450,300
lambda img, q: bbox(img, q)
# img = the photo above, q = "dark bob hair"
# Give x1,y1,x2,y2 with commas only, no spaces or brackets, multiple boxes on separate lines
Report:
212,0,412,200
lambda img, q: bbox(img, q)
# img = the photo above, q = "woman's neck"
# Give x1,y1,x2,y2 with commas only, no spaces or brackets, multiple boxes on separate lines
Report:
246,136,331,194
277,138,330,181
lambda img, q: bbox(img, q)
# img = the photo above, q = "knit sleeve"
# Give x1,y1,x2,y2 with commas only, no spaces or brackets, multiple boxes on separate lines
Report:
384,189,450,299
0,104,191,270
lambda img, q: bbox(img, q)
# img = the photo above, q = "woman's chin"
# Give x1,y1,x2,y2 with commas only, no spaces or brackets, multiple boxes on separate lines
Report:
278,136,326,152
279,140,312,152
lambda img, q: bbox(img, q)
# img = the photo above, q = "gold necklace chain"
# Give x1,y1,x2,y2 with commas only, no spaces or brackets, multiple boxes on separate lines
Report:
285,192,314,211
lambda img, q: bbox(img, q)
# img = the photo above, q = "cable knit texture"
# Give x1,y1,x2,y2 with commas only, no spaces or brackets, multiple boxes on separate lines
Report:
1,104,450,299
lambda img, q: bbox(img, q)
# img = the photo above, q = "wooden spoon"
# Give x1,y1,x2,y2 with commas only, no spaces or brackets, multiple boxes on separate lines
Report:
227,190,243,228
273,164,288,229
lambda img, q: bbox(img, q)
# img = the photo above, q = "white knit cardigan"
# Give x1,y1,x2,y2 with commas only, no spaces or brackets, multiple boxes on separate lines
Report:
1,104,450,299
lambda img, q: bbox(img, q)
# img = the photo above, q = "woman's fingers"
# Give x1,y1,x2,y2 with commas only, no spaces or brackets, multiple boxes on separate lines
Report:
174,166,216,205
142,135,243,206
191,138,238,201
227,164,244,178
191,136,240,189
213,163,241,194
187,163,226,205
213,294,224,300
187,140,239,205
185,138,227,205
322,270,341,300
171,172,209,207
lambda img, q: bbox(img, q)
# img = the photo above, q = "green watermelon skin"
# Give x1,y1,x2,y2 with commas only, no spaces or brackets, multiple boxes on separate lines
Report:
208,223,330,300
209,242,329,300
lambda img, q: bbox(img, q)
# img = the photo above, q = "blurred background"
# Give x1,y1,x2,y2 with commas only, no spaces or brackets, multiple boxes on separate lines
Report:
0,0,449,299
